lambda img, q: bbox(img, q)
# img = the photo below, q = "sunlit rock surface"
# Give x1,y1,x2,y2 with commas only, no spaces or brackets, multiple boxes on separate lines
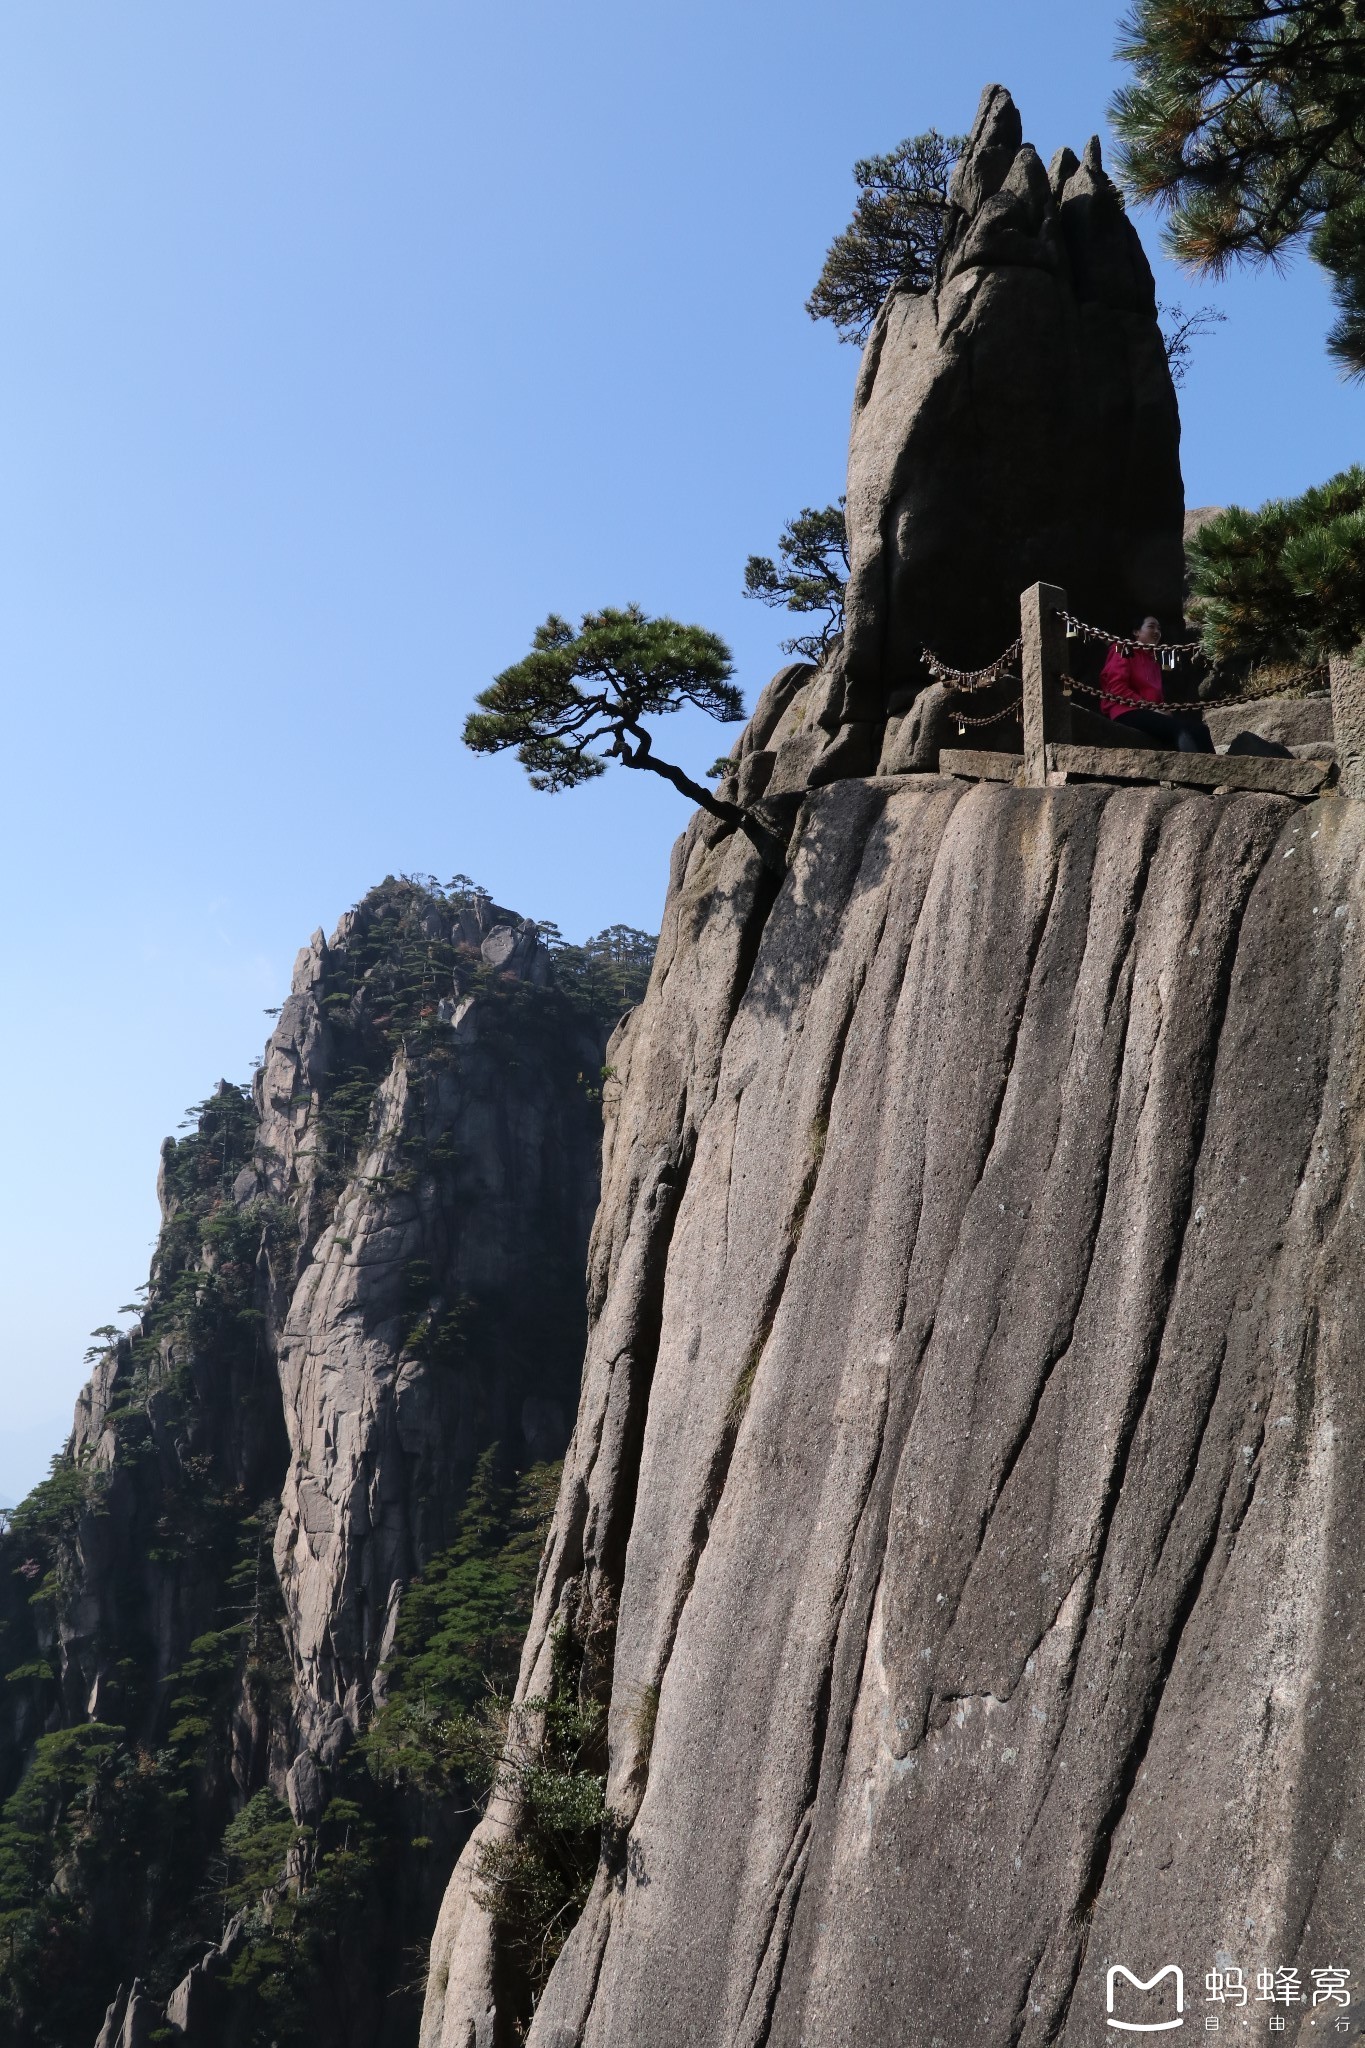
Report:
425,774,1365,2046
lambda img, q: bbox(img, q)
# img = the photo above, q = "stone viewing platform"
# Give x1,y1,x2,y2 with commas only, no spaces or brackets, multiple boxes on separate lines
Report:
934,579,1345,805
939,742,1336,800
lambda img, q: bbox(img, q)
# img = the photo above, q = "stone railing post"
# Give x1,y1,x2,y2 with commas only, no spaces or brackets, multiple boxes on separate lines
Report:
1021,582,1070,787
1329,652,1365,800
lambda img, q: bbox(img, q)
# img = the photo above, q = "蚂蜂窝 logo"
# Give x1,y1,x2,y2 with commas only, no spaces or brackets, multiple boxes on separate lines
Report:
1108,1965,1186,2032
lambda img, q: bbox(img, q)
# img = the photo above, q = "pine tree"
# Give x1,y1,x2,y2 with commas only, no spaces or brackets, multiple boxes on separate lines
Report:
464,606,781,867
1112,0,1365,375
743,502,849,661
1186,466,1365,665
806,131,964,346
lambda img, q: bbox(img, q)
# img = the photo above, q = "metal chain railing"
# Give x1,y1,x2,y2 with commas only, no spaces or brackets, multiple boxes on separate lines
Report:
924,616,1205,691
922,607,1324,727
921,637,1024,734
1059,612,1205,665
949,697,1023,730
1063,672,1165,713
922,640,1023,693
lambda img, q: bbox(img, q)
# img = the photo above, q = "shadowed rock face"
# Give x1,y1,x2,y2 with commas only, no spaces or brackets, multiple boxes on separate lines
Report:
47,884,604,1808
267,893,603,1773
830,84,1184,722
0,878,615,2048
424,774,1365,2048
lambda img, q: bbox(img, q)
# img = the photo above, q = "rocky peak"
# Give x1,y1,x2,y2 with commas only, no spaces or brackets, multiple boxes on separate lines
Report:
247,879,551,1257
827,83,1183,726
0,873,647,2048
945,81,1021,216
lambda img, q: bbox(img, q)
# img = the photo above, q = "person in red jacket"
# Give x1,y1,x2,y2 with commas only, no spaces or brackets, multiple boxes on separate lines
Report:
1100,616,1214,753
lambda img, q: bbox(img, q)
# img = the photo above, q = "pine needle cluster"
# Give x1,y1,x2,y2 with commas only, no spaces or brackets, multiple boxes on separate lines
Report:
1187,465,1365,663
465,607,740,796
1112,0,1365,374
743,501,849,661
465,607,791,870
806,131,964,345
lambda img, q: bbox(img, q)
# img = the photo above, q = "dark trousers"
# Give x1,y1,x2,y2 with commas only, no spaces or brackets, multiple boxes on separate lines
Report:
1114,704,1215,754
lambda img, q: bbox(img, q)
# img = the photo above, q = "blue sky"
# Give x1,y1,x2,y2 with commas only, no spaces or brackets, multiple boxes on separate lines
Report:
0,0,1355,1504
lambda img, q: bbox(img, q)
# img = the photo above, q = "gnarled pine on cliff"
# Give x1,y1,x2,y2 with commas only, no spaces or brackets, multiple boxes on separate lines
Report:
421,89,1365,2048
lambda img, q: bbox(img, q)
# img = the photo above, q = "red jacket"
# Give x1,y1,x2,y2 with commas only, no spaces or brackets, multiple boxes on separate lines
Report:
1100,644,1164,719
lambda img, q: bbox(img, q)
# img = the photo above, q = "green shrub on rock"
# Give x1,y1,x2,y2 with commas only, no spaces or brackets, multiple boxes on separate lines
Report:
1187,467,1365,670
363,1449,561,1798
470,1623,609,1998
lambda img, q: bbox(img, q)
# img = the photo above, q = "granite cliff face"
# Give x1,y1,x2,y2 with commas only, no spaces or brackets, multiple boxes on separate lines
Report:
0,877,636,2048
421,89,1360,2048
9,70,1351,2048
261,892,602,1803
424,769,1365,2048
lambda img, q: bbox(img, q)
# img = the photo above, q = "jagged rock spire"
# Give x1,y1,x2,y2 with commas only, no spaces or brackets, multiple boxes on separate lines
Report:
827,84,1185,726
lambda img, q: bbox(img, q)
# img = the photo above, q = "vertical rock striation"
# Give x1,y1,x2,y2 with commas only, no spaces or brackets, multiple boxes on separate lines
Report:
267,893,605,1791
424,769,1365,2045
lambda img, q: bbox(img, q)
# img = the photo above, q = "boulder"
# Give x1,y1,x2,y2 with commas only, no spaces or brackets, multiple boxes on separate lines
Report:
1204,692,1333,751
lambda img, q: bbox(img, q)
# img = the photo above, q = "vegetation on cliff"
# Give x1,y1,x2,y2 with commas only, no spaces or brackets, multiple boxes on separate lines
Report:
805,129,963,343
194,1449,565,2046
1187,466,1365,669
468,1620,609,2007
805,117,1220,387
0,1071,294,2047
1113,0,1365,377
743,502,849,662
365,1454,609,2016
466,605,747,810
292,875,651,1197
363,1449,563,1798
0,876,651,2047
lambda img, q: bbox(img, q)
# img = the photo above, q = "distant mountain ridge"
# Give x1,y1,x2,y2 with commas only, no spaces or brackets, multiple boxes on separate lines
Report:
0,875,652,2048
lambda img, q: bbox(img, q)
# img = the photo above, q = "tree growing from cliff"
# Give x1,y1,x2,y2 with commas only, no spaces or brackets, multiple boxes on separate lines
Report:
806,130,964,344
464,606,780,865
743,501,849,660
1158,298,1227,383
363,1450,561,1796
361,1455,607,2008
1112,0,1365,375
548,924,657,1022
808,122,1223,385
1187,465,1365,665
